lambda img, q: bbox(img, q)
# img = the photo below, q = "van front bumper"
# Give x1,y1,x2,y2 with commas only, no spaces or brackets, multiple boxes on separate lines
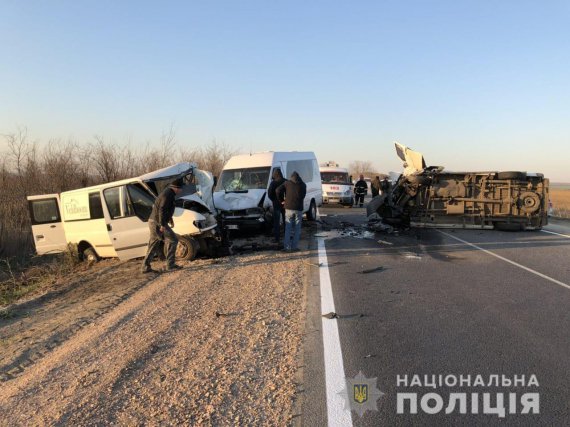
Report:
323,195,353,205
218,209,267,230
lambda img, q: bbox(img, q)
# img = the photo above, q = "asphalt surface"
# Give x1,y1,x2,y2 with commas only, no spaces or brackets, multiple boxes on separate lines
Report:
303,202,570,426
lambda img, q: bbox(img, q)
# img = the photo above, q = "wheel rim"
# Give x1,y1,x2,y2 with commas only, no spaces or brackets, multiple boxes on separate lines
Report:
176,242,190,258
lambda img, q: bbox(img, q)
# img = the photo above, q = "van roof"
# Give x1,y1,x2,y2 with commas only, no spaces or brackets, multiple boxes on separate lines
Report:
223,151,317,169
319,166,349,173
61,162,197,196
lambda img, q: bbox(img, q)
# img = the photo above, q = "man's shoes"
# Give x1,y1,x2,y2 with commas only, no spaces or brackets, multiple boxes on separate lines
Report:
166,264,183,271
281,248,290,252
291,248,301,252
141,266,159,274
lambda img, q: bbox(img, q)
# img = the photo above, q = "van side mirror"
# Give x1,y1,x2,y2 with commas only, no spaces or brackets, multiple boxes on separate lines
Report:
213,176,218,186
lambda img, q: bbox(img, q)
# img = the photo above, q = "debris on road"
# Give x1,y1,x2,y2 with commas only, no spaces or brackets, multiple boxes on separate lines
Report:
359,266,385,274
322,312,338,319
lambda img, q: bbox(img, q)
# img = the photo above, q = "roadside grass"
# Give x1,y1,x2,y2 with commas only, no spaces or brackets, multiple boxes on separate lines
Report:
550,189,570,219
0,246,81,307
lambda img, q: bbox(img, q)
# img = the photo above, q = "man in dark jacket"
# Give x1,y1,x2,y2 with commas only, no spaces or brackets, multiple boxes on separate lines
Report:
371,176,381,197
276,171,306,251
354,174,368,207
267,168,287,243
141,178,184,273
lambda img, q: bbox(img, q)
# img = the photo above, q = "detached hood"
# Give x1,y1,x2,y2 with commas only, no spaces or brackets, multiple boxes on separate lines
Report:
395,143,426,176
194,168,215,212
213,189,266,212
141,162,215,212
140,162,196,181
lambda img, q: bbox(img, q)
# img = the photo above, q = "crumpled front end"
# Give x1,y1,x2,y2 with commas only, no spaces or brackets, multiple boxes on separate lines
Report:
213,189,270,230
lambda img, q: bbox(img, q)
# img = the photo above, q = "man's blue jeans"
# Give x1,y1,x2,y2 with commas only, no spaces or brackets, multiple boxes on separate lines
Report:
284,209,303,250
273,203,284,241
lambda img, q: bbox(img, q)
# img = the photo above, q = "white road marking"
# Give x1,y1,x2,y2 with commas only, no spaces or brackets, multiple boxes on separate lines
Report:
318,238,353,427
438,230,570,291
541,229,570,238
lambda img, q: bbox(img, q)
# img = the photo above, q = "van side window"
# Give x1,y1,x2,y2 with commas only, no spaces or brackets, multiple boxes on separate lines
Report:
103,188,122,219
286,160,314,182
88,192,104,219
126,184,154,221
29,198,60,225
103,186,135,219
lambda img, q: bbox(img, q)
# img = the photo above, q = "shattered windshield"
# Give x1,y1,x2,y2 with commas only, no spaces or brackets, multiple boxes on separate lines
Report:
145,173,197,197
321,172,350,185
216,167,271,192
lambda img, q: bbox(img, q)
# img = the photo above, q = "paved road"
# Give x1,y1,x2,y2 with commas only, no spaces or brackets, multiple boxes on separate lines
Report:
303,203,570,426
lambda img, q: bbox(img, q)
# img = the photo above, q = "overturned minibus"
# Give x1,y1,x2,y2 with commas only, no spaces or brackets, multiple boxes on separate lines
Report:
367,144,549,230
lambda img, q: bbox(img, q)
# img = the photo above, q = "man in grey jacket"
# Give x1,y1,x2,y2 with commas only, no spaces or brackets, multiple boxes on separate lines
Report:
141,178,184,273
276,171,306,251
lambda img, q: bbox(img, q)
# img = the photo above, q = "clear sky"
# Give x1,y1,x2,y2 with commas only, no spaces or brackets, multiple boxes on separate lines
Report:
1,1,569,181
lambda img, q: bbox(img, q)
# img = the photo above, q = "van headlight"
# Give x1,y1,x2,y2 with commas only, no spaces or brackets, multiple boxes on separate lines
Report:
193,220,206,229
245,208,264,216
344,189,352,195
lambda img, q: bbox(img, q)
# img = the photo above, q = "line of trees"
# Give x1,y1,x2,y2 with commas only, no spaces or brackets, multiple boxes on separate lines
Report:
0,126,237,259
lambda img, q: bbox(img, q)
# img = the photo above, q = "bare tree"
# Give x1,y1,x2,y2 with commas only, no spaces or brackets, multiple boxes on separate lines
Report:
349,160,375,178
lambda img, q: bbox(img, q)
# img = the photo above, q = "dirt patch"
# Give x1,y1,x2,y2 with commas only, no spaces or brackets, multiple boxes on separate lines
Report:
0,243,310,425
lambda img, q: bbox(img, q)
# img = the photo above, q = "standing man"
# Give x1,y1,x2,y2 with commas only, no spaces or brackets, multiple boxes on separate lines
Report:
354,174,368,207
267,168,287,243
380,176,391,195
141,178,184,273
371,176,381,198
276,171,306,252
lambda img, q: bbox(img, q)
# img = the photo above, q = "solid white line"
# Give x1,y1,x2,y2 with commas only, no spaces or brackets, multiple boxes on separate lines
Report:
438,230,570,291
541,229,570,238
318,238,353,427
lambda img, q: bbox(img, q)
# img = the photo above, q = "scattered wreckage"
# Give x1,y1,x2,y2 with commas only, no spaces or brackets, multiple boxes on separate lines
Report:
367,144,549,230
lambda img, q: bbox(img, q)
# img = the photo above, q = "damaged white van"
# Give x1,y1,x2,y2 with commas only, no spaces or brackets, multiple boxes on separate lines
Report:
213,152,323,229
27,163,222,262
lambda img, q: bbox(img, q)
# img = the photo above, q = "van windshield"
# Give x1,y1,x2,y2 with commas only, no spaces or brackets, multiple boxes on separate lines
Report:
216,167,271,192
321,172,350,185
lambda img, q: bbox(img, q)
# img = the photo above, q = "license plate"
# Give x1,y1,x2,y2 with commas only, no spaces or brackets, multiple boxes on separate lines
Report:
226,224,239,230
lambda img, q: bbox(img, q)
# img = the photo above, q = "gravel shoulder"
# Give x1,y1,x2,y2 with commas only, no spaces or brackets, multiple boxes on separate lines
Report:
0,245,311,425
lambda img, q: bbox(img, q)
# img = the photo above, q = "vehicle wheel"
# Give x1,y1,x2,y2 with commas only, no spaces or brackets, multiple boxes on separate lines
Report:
170,235,199,261
494,222,523,231
83,247,99,263
306,200,317,221
497,171,527,180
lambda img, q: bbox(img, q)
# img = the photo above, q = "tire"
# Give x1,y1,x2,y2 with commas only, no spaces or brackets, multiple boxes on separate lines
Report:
306,200,317,221
169,235,199,261
497,171,527,180
83,247,99,263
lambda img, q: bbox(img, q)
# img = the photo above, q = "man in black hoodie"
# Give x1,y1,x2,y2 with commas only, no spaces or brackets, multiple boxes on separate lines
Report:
267,168,287,243
141,178,184,273
276,171,306,251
